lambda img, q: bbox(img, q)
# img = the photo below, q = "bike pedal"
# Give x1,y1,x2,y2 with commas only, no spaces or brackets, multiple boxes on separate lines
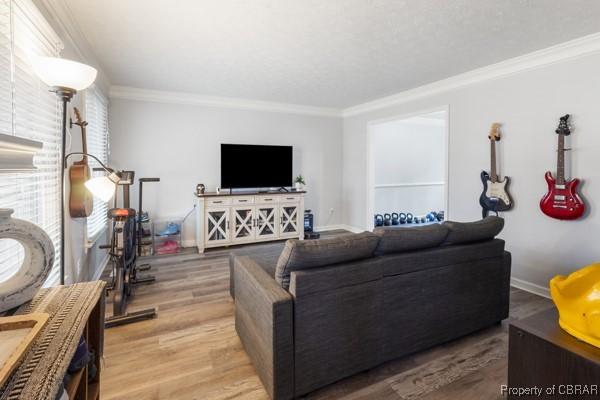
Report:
137,264,151,272
134,275,156,284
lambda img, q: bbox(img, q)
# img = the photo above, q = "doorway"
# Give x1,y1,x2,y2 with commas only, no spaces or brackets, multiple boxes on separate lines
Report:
366,108,448,229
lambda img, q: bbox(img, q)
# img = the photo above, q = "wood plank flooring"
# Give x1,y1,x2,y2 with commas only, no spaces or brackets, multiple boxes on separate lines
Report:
100,232,552,399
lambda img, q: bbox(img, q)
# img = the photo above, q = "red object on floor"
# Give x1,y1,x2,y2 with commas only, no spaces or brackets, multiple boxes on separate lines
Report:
156,240,179,255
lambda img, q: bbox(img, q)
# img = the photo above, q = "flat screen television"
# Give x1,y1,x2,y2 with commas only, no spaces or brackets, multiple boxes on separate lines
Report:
221,144,293,189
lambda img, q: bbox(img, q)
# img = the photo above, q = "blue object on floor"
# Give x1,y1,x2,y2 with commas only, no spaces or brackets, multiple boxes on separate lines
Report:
157,222,180,236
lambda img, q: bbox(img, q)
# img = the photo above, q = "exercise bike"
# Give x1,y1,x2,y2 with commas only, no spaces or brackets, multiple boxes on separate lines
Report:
102,170,158,328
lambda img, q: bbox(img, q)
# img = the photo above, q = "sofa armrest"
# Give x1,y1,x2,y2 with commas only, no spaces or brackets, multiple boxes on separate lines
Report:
233,256,294,400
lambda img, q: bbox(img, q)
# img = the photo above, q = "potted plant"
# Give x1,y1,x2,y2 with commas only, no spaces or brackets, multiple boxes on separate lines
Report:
294,175,306,191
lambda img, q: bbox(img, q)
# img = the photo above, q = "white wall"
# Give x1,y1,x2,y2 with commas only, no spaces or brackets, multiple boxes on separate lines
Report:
371,115,446,221
109,99,343,245
343,52,600,295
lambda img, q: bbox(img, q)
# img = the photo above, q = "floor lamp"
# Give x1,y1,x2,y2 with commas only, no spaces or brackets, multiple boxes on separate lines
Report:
31,56,97,285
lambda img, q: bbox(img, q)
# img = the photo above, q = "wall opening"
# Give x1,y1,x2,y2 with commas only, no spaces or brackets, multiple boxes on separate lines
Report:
366,108,448,229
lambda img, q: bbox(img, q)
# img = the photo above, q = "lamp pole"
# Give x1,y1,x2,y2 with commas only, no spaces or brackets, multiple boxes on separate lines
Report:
53,86,76,285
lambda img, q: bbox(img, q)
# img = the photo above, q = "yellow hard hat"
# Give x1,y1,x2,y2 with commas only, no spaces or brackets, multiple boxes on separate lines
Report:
550,263,600,349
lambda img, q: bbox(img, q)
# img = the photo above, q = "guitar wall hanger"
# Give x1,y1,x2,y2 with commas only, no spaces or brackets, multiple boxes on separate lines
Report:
69,117,88,128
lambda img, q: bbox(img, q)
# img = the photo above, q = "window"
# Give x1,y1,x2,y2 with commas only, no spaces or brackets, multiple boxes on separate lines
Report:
85,87,109,240
0,0,63,283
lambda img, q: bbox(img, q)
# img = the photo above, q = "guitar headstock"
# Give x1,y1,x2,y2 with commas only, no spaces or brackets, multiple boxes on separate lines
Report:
71,107,88,127
488,123,501,141
555,114,570,136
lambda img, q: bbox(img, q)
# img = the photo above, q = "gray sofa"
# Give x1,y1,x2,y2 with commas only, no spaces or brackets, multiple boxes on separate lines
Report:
230,217,511,399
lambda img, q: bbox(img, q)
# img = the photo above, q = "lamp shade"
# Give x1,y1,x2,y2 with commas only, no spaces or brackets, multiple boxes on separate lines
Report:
85,173,119,202
30,55,97,91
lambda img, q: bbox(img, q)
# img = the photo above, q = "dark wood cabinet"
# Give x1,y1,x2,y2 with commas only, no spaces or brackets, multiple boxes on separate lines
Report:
508,308,600,400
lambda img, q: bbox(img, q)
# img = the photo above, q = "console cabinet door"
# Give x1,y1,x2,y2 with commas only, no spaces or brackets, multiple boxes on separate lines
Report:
205,207,230,245
256,205,278,240
231,206,255,243
280,204,300,238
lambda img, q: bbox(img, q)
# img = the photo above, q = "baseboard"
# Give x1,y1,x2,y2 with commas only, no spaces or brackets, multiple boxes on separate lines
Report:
510,277,550,299
182,239,196,248
92,254,110,281
315,224,364,233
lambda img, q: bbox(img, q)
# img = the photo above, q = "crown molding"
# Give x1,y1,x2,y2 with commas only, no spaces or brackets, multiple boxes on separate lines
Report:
343,32,600,117
109,86,343,117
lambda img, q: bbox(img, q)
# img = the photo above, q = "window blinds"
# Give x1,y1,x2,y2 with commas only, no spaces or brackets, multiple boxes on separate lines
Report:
85,87,109,239
0,0,62,284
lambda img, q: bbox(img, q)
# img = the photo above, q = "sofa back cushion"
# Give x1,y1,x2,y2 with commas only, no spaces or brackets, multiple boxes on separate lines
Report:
381,239,506,277
373,224,449,255
442,216,504,245
275,232,379,289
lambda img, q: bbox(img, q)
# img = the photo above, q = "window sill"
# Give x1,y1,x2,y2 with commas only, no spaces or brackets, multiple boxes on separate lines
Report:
86,225,108,249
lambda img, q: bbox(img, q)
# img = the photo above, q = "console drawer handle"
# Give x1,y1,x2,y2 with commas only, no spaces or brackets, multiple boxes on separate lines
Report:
239,200,247,202
213,200,222,204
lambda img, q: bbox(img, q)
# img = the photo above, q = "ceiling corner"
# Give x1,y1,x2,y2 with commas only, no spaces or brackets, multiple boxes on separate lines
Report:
36,0,112,92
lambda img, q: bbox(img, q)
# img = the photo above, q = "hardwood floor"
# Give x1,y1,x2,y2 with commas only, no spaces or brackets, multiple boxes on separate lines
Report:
100,232,552,399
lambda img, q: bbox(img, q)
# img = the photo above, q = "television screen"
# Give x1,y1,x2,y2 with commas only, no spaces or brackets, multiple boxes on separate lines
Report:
221,144,293,189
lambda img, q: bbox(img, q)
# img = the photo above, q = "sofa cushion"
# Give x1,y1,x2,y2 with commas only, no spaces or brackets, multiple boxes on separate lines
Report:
381,238,506,277
373,224,449,255
275,232,379,289
443,216,504,245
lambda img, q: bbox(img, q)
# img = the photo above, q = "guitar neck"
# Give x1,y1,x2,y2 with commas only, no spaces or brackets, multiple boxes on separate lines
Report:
79,124,88,163
490,140,498,182
556,134,565,185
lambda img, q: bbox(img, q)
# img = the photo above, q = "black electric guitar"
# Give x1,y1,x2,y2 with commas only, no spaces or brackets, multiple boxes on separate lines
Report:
480,123,513,217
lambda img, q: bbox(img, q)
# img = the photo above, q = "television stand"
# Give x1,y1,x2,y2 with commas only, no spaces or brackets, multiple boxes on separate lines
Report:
194,190,305,253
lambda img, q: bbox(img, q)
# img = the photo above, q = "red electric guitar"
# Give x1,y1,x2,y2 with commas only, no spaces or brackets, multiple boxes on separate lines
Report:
540,114,585,220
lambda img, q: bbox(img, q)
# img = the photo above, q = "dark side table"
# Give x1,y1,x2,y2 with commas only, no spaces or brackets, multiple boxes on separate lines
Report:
508,308,600,399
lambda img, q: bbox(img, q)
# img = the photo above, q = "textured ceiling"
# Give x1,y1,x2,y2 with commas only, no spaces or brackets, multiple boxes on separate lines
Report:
64,0,600,108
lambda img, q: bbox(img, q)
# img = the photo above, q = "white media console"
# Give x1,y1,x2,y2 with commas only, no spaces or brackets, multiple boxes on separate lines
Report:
195,191,305,253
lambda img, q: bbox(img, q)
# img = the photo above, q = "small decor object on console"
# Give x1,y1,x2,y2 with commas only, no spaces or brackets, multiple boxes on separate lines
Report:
0,209,55,313
540,114,585,220
550,263,600,349
294,175,306,191
480,123,512,218
196,183,205,195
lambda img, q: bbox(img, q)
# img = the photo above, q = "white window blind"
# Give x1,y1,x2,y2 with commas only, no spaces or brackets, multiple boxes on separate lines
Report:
0,0,63,284
85,87,109,239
